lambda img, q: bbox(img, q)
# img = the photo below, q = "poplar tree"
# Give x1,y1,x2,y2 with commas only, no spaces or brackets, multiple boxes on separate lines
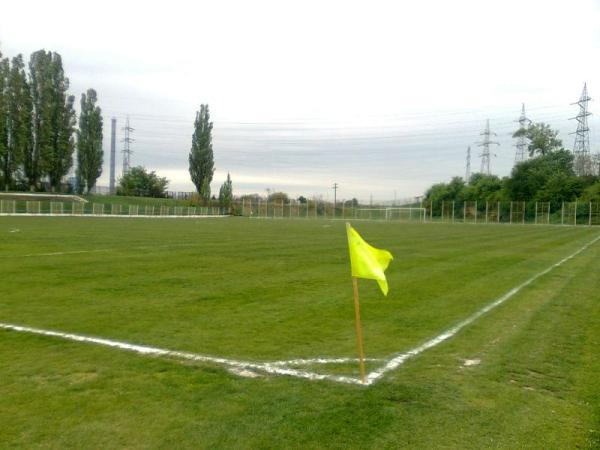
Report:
2,55,32,191
0,53,9,188
26,50,51,190
76,89,103,193
45,52,76,191
28,50,75,191
50,92,76,191
218,172,233,207
188,104,214,201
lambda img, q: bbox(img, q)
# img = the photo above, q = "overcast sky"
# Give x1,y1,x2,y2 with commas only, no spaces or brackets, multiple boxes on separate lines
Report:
2,0,600,201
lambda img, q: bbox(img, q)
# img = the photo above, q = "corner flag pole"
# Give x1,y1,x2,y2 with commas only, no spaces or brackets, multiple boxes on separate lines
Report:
346,222,392,385
352,277,367,384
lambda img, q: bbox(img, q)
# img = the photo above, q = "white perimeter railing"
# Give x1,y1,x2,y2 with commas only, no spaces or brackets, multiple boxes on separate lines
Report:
236,198,600,226
0,200,227,218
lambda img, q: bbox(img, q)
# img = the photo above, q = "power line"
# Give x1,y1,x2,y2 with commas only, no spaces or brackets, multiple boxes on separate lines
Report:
105,107,570,130
103,109,573,145
103,101,570,125
128,114,571,145
102,100,594,180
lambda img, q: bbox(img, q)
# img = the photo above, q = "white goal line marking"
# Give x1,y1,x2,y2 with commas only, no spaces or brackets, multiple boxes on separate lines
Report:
1,234,598,387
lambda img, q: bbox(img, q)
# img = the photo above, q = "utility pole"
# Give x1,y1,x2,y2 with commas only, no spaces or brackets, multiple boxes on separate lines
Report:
570,83,592,176
109,117,116,194
121,116,134,176
514,103,531,164
465,146,471,183
332,183,338,212
477,119,499,175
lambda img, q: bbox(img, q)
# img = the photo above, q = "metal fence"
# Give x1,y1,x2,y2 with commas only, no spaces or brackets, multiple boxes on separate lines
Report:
4,197,599,226
0,200,226,217
425,200,600,226
90,185,196,201
232,198,600,226
235,198,426,221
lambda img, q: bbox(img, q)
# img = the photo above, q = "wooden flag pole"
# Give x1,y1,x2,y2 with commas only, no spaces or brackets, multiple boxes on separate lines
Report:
352,277,367,384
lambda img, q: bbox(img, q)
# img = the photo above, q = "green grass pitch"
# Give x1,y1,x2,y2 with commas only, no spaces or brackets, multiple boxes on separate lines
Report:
1,216,599,448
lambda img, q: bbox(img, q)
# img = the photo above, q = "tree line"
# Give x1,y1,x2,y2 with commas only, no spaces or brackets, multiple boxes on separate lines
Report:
1,45,240,204
0,48,103,193
424,122,600,209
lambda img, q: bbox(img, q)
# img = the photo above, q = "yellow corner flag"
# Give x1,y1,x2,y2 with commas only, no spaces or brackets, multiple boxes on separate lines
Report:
346,223,393,296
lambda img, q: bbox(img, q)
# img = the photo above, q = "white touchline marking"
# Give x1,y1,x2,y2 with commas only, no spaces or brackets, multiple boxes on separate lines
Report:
0,323,363,386
1,234,598,387
365,233,600,385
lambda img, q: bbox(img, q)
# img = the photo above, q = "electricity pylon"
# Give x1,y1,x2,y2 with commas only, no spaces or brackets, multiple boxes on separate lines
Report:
570,83,592,176
477,119,499,175
514,103,531,164
122,116,134,176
